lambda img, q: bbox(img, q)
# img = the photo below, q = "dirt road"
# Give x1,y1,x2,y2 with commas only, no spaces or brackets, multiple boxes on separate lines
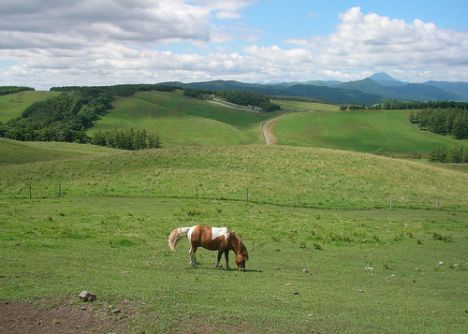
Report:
262,113,285,145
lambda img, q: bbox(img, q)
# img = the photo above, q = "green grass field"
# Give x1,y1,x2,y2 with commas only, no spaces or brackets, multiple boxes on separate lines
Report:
90,91,279,146
273,99,340,113
273,109,468,155
1,140,467,333
0,138,117,165
0,90,59,123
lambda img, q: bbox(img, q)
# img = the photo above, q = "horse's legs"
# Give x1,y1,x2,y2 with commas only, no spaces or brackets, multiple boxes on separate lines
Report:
188,246,197,267
216,251,223,269
224,250,230,269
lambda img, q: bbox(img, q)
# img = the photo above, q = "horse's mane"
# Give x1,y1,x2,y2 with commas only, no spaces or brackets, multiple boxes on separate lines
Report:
232,231,249,260
240,241,249,260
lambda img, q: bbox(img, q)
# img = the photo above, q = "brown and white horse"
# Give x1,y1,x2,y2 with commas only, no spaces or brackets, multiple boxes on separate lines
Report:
168,225,249,271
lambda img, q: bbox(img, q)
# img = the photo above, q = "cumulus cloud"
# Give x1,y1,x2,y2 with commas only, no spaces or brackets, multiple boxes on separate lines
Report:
1,4,468,88
0,0,213,48
286,7,468,81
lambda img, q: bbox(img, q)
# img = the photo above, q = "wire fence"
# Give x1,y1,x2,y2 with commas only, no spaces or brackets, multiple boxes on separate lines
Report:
6,183,461,212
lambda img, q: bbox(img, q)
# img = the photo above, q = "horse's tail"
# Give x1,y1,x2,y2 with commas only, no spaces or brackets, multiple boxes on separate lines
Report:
168,226,191,251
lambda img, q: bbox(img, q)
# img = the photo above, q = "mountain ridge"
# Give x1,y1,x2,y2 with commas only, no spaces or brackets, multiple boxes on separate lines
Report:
163,72,467,104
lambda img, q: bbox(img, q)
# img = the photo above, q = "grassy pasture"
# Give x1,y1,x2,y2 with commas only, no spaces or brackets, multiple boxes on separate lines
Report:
90,91,279,146
1,143,466,210
1,136,468,332
0,138,117,165
273,99,340,113
273,109,468,155
0,90,59,123
1,197,467,332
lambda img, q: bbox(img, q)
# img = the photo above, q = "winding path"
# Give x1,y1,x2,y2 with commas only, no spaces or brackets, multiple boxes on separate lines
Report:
262,113,286,145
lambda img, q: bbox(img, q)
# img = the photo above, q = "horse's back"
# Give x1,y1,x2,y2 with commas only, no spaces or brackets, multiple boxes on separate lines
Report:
189,225,231,250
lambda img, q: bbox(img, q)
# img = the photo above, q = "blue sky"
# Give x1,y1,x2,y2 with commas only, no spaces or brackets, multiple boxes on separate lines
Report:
1,0,468,88
240,0,468,44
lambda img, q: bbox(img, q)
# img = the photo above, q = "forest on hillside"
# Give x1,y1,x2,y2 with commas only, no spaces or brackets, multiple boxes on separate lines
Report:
410,109,468,139
183,88,280,111
0,84,175,145
0,86,34,96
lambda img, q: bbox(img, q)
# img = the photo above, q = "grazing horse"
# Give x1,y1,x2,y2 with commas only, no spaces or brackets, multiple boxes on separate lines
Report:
168,225,249,271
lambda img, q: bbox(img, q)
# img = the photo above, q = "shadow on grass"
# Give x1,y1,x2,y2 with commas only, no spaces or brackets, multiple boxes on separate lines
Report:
185,266,262,273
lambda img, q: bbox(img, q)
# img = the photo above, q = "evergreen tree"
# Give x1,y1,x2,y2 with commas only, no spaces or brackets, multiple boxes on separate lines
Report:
430,147,447,163
447,146,464,163
452,114,468,139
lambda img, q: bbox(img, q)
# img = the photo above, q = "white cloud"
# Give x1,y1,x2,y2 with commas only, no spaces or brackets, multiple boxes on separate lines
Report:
286,7,468,81
1,4,468,88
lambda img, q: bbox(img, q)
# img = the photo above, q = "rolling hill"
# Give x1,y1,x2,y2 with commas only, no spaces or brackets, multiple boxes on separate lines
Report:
0,90,59,123
89,90,279,146
0,137,116,165
273,100,468,155
1,139,467,210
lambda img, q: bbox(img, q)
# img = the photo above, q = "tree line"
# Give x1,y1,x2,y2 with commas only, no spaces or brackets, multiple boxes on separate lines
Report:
0,86,34,96
340,100,468,111
409,108,468,139
372,100,468,110
183,88,280,112
430,146,468,163
51,83,176,98
0,84,177,147
91,128,160,150
0,93,110,143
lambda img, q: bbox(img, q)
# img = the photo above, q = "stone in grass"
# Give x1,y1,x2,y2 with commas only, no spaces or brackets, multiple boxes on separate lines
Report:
79,290,97,302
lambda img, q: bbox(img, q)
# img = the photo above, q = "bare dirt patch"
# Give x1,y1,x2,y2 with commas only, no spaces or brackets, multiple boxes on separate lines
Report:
0,298,133,334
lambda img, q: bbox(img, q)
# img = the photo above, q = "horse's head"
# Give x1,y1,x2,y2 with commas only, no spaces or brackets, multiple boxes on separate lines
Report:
235,240,249,271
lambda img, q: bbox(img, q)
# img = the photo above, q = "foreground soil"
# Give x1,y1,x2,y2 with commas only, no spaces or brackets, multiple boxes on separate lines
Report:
0,299,131,334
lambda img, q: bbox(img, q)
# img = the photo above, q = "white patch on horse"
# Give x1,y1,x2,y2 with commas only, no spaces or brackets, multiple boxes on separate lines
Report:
211,227,229,240
187,226,195,243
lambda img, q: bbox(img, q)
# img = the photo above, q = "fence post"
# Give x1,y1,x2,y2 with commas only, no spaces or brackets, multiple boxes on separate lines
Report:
246,188,249,202
389,195,393,210
58,183,62,198
29,185,32,199
435,196,440,209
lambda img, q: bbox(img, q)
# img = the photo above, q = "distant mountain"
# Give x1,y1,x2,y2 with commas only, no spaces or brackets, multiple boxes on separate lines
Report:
368,72,406,87
338,78,389,96
176,80,383,105
387,83,460,101
166,72,468,105
338,73,461,102
425,81,468,101
301,80,342,87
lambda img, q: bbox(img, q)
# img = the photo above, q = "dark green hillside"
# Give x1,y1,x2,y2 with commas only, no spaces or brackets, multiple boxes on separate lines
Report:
1,93,110,142
425,81,468,101
0,86,34,96
0,84,178,144
339,79,459,101
176,80,383,105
